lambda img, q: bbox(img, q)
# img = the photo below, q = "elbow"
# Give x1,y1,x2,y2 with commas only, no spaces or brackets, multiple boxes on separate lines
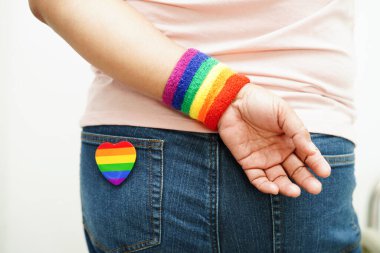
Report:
28,0,46,23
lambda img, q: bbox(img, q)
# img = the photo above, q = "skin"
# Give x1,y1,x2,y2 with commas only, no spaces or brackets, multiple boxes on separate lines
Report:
218,83,331,197
29,0,331,198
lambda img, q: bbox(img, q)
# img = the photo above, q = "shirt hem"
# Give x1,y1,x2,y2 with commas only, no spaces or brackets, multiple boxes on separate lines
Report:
78,112,356,144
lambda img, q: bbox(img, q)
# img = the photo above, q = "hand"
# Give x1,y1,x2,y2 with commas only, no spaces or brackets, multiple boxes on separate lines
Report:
217,83,331,197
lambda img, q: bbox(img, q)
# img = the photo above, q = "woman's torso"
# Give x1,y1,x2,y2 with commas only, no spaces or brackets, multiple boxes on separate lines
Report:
79,0,356,143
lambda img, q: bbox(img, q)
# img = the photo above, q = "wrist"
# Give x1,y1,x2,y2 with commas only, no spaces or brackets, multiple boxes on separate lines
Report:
235,82,254,100
161,47,250,131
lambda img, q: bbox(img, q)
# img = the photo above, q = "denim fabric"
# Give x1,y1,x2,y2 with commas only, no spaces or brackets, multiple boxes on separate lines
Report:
80,125,361,253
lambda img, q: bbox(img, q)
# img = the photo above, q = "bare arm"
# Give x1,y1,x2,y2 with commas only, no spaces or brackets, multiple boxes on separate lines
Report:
28,0,186,100
29,0,331,197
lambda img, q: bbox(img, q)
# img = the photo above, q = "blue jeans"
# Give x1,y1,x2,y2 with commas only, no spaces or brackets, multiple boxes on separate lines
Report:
80,125,361,253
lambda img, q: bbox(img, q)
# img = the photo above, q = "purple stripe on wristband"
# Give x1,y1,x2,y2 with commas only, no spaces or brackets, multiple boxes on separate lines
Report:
162,48,198,106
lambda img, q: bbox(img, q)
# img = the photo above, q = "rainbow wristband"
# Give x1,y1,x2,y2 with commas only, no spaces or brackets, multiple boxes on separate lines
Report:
162,48,250,130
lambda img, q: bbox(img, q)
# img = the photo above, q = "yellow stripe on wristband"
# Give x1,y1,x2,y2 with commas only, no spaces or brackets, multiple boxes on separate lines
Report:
189,63,226,119
198,67,235,122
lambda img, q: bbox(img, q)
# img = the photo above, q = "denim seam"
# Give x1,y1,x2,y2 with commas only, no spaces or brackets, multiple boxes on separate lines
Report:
81,131,164,149
148,147,153,242
122,147,160,252
158,142,164,245
323,153,355,158
270,195,282,253
149,143,163,245
81,138,162,149
215,138,221,253
209,136,220,253
209,137,215,253
119,145,162,253
270,196,276,253
329,162,355,167
324,153,355,167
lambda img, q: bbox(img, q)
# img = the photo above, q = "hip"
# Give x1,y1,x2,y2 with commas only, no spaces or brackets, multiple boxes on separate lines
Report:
79,124,361,253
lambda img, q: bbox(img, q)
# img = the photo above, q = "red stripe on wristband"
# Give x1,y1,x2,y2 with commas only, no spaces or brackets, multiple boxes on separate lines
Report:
203,73,250,130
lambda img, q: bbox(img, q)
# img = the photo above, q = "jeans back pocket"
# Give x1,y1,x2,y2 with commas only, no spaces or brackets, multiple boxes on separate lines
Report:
80,131,164,253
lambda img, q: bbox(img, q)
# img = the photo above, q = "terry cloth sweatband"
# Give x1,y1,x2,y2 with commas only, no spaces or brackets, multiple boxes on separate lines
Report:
162,48,250,130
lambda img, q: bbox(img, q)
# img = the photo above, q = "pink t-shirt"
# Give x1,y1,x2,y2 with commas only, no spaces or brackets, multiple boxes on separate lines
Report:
79,0,356,143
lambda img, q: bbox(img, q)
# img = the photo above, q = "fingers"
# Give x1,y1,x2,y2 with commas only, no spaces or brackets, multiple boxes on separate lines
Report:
265,165,301,198
282,153,322,195
244,165,301,198
278,101,317,159
278,101,331,178
294,147,331,178
244,150,330,196
244,169,279,195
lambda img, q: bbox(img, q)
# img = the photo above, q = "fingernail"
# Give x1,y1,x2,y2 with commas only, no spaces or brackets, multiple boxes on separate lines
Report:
310,179,322,194
289,185,301,197
270,183,279,194
321,160,331,178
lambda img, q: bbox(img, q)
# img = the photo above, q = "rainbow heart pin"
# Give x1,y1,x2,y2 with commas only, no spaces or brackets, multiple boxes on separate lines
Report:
95,141,137,186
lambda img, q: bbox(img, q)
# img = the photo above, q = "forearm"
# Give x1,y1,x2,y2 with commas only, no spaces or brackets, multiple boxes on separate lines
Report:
29,0,186,100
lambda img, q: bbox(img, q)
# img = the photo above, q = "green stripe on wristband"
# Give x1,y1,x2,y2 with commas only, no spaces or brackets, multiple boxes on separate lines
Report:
180,57,219,114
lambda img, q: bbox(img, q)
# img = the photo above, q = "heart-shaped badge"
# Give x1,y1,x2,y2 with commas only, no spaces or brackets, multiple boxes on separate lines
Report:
95,141,137,186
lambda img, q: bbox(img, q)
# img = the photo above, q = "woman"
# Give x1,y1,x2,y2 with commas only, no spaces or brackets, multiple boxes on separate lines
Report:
29,0,361,252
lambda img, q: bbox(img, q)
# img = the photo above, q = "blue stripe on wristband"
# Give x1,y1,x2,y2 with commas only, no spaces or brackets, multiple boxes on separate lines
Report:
171,51,209,110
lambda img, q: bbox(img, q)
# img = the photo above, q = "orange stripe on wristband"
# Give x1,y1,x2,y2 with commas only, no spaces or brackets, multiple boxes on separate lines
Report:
198,66,235,122
203,74,250,130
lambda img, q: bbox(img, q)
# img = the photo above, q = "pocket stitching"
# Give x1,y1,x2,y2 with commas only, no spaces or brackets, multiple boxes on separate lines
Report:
117,144,162,252
149,147,154,241
83,222,160,253
81,131,164,149
81,131,163,253
323,152,355,167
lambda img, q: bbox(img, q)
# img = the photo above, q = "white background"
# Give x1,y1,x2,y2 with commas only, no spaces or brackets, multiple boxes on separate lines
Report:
1,1,380,252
